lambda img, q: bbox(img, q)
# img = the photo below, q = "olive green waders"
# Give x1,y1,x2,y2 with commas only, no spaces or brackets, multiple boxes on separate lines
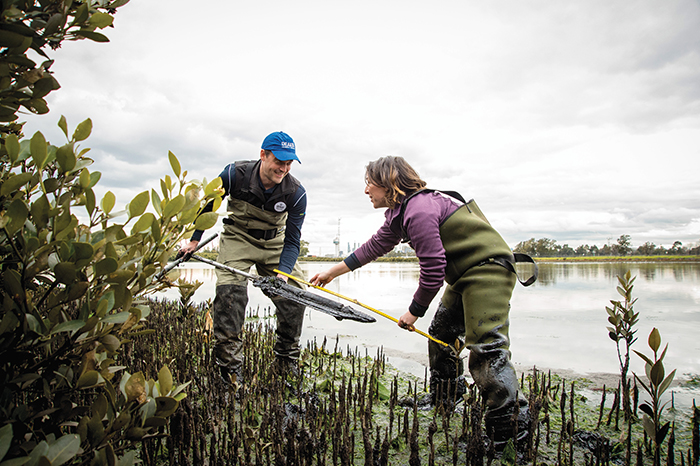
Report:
428,203,529,447
213,199,307,380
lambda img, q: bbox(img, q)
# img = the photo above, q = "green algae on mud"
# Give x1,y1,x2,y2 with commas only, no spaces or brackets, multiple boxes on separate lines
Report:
123,299,699,465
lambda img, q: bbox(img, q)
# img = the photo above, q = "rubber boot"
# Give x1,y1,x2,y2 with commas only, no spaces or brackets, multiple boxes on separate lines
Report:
212,284,248,385
271,297,305,365
468,327,530,451
428,303,467,409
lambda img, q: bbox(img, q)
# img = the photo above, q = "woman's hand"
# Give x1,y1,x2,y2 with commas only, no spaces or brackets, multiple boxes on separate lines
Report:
397,311,418,332
310,270,334,286
310,262,351,287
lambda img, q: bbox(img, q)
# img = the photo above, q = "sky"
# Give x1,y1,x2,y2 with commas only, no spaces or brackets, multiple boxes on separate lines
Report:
21,0,700,256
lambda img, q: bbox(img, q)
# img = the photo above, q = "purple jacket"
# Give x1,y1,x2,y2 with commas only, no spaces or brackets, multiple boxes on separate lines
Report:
344,191,461,316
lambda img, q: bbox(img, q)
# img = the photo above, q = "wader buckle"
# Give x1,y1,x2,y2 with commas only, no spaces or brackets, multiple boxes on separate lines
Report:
223,218,278,240
247,228,278,240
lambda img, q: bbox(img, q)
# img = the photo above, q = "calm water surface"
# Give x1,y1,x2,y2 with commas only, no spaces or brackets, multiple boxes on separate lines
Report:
161,261,700,382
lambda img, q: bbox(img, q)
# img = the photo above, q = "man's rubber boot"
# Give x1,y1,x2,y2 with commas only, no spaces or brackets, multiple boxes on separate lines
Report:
213,284,248,384
271,297,306,362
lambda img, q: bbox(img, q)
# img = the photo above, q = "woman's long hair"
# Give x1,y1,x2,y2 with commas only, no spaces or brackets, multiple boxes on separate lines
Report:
365,156,426,208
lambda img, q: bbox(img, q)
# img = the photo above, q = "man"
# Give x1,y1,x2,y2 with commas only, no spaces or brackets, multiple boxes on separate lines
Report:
179,131,307,383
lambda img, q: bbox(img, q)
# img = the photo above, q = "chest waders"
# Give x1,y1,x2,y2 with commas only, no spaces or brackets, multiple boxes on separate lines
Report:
213,195,307,384
403,192,533,451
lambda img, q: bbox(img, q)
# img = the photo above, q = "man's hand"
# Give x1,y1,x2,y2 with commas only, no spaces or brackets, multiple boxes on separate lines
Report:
397,311,418,332
176,240,199,261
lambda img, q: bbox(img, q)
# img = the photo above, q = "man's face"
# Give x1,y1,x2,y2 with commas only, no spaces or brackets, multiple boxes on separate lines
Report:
259,150,293,188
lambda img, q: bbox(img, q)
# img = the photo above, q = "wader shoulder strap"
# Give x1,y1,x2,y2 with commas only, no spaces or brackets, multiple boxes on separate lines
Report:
402,189,539,286
513,253,538,286
478,254,538,287
398,188,467,240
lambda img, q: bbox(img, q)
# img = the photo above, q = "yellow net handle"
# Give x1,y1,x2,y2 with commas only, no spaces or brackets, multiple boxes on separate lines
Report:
274,269,450,348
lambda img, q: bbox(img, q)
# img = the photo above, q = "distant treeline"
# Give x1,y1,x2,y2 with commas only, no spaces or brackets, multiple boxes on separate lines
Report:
513,235,700,257
176,235,700,262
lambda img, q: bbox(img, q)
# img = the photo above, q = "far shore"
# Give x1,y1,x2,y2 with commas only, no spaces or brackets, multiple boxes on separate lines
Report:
298,255,700,263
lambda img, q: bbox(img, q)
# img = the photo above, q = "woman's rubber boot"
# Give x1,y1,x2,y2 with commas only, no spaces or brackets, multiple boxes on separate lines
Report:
468,329,530,452
428,303,467,409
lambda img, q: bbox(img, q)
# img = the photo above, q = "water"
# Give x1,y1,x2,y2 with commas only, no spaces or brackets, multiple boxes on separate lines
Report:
160,261,700,384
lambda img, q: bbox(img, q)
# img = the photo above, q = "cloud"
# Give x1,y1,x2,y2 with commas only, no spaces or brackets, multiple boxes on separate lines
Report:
19,0,700,256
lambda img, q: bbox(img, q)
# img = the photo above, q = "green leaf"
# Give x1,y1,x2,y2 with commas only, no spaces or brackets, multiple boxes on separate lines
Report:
162,194,185,219
641,413,655,439
94,257,118,277
168,151,181,178
72,3,89,25
50,320,86,335
88,171,101,189
55,143,76,172
32,77,55,99
72,118,92,142
650,360,665,386
88,12,114,28
73,242,94,261
2,269,23,301
100,334,120,352
154,397,179,417
658,369,677,396
158,365,173,395
109,0,131,8
0,423,12,461
77,370,100,388
132,212,155,234
76,30,109,42
648,327,660,353
28,97,50,114
30,131,48,169
79,168,90,188
150,189,162,216
58,115,69,138
46,434,80,466
194,212,218,230
5,198,29,236
101,310,131,324
170,381,191,397
1,172,33,196
124,372,146,403
101,191,115,214
633,349,653,367
127,191,149,219
205,177,223,196
54,262,77,285
85,188,96,216
0,29,26,48
5,134,20,163
27,441,49,465
375,380,390,400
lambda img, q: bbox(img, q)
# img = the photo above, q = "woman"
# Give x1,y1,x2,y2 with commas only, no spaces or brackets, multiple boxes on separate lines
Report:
310,156,529,449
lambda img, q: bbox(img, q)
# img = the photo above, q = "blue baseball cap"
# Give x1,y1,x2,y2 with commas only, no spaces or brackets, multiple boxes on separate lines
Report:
261,131,300,163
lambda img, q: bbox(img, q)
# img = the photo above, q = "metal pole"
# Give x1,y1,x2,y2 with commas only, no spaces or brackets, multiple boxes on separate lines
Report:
274,269,450,348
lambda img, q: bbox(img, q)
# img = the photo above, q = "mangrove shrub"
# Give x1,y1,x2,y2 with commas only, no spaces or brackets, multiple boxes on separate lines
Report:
0,116,222,465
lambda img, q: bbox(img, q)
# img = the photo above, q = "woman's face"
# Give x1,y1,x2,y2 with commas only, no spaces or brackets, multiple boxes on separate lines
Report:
364,177,390,209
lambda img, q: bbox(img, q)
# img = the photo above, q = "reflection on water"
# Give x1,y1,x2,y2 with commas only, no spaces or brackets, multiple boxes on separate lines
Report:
158,261,700,382
533,261,700,286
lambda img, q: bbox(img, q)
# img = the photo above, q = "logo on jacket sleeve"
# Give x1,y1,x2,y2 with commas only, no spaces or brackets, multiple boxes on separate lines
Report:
274,202,287,212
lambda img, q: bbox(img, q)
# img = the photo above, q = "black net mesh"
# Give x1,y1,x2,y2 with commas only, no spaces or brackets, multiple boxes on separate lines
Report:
253,277,376,323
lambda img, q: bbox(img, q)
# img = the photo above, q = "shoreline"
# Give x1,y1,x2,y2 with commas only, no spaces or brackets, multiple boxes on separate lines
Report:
297,255,700,263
